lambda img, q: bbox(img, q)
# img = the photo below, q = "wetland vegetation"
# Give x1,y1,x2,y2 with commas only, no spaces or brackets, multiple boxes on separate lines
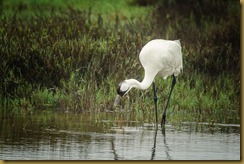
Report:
0,0,240,125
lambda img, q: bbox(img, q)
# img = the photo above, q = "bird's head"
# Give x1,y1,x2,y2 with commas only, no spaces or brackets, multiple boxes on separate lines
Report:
114,80,133,107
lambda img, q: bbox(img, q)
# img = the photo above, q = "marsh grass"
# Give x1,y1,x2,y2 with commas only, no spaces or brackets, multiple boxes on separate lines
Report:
0,0,240,125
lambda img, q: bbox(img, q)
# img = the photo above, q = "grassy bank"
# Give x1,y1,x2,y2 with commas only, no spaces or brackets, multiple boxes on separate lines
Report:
0,0,240,125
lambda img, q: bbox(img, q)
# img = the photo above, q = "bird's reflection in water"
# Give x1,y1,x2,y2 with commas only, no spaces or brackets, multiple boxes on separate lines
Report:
151,127,172,160
111,139,119,160
162,128,172,160
150,126,158,160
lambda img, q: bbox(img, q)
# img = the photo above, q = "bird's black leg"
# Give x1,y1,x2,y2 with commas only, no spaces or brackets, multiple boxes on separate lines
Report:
152,82,158,127
161,75,176,127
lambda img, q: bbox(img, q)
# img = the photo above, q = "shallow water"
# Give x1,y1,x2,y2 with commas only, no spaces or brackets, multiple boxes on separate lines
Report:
0,112,240,160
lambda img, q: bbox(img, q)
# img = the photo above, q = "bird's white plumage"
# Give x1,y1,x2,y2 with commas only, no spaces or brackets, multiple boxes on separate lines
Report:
139,39,182,80
115,39,183,99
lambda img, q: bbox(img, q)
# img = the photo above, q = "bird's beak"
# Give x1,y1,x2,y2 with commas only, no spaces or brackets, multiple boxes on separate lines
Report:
113,94,121,107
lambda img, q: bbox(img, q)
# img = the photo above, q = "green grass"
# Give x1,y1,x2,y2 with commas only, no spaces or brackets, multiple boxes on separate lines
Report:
0,0,240,125
1,0,152,21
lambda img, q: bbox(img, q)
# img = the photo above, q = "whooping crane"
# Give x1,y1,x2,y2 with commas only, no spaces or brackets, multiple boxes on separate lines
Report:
114,39,183,127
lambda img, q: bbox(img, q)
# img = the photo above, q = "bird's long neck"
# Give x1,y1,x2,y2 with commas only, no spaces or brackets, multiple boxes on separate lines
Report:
128,69,157,90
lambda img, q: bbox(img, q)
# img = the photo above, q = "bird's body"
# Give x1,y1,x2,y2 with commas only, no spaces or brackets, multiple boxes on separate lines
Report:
114,39,183,127
138,39,182,89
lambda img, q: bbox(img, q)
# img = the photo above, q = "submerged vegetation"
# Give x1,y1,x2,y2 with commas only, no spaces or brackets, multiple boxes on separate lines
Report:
0,0,240,125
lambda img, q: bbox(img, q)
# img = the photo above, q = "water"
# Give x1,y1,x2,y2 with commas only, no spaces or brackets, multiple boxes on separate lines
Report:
0,112,240,160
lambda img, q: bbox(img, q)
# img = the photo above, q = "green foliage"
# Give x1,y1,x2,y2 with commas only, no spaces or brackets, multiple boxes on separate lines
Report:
0,0,240,125
153,0,240,77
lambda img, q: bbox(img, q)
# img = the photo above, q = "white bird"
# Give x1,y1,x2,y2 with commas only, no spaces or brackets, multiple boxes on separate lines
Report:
114,39,183,127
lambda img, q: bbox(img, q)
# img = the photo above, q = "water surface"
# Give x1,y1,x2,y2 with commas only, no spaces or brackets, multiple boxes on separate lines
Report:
0,112,240,160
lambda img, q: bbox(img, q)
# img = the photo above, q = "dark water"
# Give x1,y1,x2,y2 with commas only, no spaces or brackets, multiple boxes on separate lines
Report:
0,112,240,160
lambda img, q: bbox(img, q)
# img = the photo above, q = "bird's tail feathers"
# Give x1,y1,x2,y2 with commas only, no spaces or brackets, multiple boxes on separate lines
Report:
174,39,181,45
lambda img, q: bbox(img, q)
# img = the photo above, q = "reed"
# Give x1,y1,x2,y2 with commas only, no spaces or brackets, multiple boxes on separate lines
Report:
0,0,240,125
